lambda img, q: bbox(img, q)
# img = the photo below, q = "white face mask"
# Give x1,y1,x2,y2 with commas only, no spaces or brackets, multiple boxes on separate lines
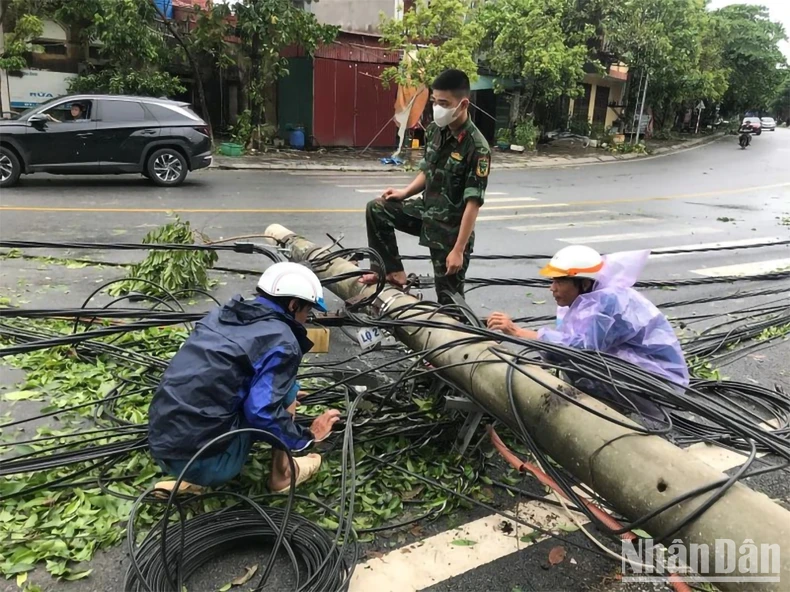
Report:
433,102,461,128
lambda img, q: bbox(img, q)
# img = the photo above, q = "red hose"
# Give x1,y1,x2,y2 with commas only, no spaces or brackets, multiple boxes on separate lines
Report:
487,426,694,592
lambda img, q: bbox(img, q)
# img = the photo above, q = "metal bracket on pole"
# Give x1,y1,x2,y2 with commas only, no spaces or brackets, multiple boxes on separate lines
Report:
445,394,485,455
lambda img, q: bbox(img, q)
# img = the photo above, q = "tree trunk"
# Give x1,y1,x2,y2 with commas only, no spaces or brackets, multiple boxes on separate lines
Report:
148,0,213,143
248,32,262,150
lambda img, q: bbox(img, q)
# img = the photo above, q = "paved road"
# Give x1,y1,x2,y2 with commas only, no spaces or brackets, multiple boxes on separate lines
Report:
1,130,789,592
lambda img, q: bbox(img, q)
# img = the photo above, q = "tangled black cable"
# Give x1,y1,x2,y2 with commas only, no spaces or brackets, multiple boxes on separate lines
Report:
124,427,355,592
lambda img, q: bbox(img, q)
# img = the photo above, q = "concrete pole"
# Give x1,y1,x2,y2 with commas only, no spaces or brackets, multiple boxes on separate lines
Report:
265,224,790,591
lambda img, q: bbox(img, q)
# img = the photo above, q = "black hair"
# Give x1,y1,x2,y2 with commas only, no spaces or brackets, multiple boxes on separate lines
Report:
572,277,595,295
431,69,471,98
255,288,311,314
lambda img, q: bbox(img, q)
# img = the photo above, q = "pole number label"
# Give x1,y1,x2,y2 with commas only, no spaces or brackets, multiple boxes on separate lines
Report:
357,327,384,349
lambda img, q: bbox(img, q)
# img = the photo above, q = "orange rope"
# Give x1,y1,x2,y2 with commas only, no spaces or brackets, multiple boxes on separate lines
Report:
487,426,694,592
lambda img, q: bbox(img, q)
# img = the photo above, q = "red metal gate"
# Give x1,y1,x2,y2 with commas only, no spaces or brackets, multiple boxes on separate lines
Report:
313,58,398,148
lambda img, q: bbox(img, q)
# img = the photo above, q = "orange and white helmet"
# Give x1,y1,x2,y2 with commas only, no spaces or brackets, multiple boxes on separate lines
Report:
539,245,603,280
257,262,327,312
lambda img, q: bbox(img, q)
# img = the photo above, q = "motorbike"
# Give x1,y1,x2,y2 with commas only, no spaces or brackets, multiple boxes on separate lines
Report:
738,123,754,149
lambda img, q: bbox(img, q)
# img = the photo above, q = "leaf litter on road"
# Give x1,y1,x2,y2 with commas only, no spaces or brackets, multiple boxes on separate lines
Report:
231,564,258,586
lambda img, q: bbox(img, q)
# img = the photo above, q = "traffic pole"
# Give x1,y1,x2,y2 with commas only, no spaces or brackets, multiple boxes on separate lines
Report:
265,223,790,591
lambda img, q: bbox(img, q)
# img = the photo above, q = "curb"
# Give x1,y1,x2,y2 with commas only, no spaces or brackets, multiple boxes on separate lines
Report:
210,132,726,173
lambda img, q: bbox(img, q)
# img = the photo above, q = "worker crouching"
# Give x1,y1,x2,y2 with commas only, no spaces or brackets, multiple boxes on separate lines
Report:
147,262,340,494
487,246,689,416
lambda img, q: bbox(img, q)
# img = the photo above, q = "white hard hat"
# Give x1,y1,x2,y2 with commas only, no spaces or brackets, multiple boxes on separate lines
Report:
258,262,327,312
539,245,603,280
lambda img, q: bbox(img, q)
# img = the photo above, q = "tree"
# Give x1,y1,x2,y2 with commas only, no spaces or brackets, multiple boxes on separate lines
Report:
148,0,211,136
191,2,236,73
0,12,43,71
478,0,591,117
68,0,183,97
771,70,790,121
713,4,788,115
232,0,338,150
586,0,730,131
379,0,483,88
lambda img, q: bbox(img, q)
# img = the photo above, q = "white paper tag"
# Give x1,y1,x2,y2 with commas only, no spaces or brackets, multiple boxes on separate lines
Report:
357,327,384,350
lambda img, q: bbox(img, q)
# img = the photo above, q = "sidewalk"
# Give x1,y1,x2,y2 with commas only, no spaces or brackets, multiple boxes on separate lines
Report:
211,132,725,173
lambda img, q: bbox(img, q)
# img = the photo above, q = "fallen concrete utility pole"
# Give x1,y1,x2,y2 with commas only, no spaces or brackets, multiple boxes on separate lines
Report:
265,224,790,591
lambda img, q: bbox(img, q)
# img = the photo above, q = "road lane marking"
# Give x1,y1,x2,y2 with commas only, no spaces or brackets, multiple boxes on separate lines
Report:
485,197,538,203
0,206,369,213
349,500,578,592
355,189,388,193
558,228,723,244
478,209,612,222
2,181,788,214
287,172,411,177
690,258,790,277
350,442,759,592
507,218,656,231
651,237,786,259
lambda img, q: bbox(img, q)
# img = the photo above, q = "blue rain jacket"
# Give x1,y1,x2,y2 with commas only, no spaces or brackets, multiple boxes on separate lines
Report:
538,250,689,387
148,295,314,461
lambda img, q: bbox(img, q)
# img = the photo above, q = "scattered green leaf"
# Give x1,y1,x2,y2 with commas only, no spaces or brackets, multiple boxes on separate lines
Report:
64,569,93,581
520,532,540,544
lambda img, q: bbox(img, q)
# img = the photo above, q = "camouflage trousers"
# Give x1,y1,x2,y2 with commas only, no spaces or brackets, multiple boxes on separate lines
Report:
365,198,470,305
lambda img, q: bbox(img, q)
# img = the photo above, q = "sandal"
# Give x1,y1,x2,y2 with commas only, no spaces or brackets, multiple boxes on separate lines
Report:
153,480,204,497
271,453,322,494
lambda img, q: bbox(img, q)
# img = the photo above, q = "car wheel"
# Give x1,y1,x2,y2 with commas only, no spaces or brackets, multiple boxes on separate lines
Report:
146,148,188,187
0,147,22,188
755,129,762,136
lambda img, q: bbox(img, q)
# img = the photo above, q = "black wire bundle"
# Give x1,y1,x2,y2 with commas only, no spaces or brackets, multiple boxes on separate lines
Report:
124,427,358,592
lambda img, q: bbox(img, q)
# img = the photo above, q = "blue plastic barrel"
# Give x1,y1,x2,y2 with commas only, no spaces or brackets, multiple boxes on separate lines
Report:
289,127,305,150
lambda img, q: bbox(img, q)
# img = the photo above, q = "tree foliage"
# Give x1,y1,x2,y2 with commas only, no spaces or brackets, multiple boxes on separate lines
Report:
772,70,790,121
68,69,184,97
0,12,43,71
713,4,788,114
232,0,338,148
379,0,483,88
191,2,236,72
478,0,591,114
68,0,183,97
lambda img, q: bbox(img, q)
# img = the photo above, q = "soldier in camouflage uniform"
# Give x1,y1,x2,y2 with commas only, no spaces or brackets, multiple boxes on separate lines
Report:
362,69,491,305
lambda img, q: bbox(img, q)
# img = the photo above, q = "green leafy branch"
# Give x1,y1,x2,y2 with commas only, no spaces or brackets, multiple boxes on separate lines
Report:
108,217,218,297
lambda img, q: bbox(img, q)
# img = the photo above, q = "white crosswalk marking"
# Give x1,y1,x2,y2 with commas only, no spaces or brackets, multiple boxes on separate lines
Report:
479,209,612,223
650,236,787,258
558,228,722,245
485,197,538,203
349,443,758,592
478,204,570,213
690,258,790,277
507,217,655,231
287,172,410,178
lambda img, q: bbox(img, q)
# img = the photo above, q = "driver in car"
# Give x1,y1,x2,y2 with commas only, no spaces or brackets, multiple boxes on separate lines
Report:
47,103,87,123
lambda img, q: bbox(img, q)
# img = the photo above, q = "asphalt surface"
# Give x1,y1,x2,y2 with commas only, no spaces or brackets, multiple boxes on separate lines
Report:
0,129,789,592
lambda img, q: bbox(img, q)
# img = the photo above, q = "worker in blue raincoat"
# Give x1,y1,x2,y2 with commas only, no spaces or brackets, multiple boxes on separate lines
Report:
148,262,340,494
487,246,689,414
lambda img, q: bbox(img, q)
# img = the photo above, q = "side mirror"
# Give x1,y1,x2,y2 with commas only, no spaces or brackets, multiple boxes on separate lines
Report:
28,113,48,124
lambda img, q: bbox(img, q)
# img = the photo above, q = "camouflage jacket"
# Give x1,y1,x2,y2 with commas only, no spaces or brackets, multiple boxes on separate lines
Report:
403,118,491,251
